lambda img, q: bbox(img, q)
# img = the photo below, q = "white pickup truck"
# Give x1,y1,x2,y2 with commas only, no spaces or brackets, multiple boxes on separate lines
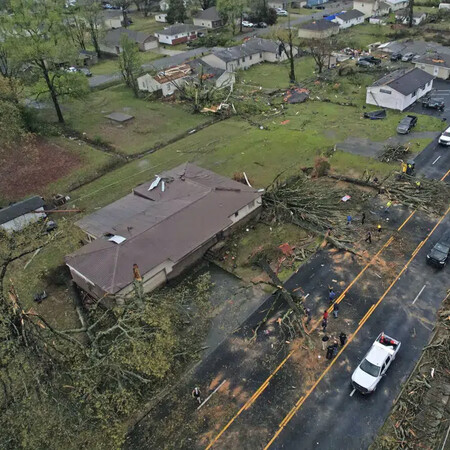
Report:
351,333,401,394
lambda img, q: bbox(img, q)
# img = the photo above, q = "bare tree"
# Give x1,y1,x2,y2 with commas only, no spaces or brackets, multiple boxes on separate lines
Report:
407,0,414,27
302,37,336,74
271,24,297,83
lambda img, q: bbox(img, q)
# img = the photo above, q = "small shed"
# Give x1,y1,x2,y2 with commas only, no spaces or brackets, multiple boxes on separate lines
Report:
0,196,46,232
105,112,135,123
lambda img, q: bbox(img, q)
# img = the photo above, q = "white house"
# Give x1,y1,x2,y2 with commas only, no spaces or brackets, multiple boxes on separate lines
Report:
268,0,288,9
100,28,158,54
414,53,450,80
101,10,124,29
439,3,450,9
366,68,434,111
297,19,340,39
353,0,391,17
0,196,46,233
385,0,408,11
193,6,223,29
395,10,427,25
187,58,235,89
203,38,294,72
333,9,365,28
137,64,192,96
155,13,167,22
155,24,204,45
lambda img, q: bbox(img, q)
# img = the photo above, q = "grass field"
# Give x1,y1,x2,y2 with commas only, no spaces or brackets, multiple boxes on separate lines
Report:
65,85,210,155
128,13,166,35
90,52,165,76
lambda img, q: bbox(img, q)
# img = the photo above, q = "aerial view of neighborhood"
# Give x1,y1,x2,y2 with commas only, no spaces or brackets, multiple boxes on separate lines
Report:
1,0,450,446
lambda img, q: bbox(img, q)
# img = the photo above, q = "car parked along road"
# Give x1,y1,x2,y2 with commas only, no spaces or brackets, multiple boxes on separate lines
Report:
397,115,417,134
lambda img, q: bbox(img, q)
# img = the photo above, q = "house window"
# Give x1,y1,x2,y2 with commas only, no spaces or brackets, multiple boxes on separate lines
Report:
411,90,417,97
242,57,245,62
234,212,239,217
380,88,391,94
260,52,262,57
175,35,178,38
237,60,240,66
249,55,252,60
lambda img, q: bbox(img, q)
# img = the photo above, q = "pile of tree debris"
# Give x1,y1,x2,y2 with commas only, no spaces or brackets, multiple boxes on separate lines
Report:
372,291,450,450
379,144,410,163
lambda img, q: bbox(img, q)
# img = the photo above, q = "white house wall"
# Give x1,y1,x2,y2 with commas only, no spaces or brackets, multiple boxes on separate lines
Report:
0,208,46,232
227,197,262,225
335,16,364,28
415,62,450,80
138,74,162,92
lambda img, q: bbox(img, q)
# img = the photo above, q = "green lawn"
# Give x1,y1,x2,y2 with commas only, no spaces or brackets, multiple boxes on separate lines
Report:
289,7,320,15
90,52,165,76
128,13,166,35
64,85,210,155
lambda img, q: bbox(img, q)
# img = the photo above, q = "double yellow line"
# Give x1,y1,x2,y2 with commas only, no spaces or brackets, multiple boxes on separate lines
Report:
263,204,450,449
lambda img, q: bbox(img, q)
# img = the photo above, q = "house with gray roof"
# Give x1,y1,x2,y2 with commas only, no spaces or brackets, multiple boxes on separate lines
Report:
298,19,340,39
0,196,46,233
100,27,158,55
366,67,434,111
155,24,205,45
395,9,427,24
202,38,291,72
414,53,450,80
193,6,223,29
66,163,262,300
332,9,365,29
101,10,124,29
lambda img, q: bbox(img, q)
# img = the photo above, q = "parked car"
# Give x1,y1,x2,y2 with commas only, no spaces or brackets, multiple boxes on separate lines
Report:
242,20,254,27
401,52,415,62
316,4,325,9
351,333,401,394
356,59,373,67
422,97,445,111
390,52,402,61
360,55,381,65
79,67,92,77
438,125,450,146
66,66,78,73
396,115,417,134
256,21,267,27
276,9,288,15
427,232,450,268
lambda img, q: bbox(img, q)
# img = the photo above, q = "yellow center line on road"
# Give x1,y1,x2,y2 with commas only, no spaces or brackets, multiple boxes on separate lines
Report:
263,205,450,450
441,169,450,182
397,211,416,231
206,205,420,449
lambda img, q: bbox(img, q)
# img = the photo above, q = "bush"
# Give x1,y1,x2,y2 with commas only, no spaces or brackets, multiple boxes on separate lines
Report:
312,156,330,177
188,33,234,48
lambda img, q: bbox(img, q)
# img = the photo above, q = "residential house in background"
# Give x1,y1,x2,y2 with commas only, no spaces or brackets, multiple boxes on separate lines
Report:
101,10,124,29
193,6,223,29
268,0,288,9
353,0,390,17
155,24,204,45
414,53,450,79
202,38,291,72
187,58,235,89
0,196,46,233
307,0,328,6
78,49,98,66
366,67,434,111
66,163,262,300
297,19,339,39
385,0,408,11
395,10,427,25
155,13,167,22
332,9,365,28
100,28,158,55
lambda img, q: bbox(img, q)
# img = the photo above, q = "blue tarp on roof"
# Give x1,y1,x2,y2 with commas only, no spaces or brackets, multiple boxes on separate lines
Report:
324,11,345,20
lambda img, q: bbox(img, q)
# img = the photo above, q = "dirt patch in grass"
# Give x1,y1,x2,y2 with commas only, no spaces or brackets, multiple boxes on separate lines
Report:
0,136,82,204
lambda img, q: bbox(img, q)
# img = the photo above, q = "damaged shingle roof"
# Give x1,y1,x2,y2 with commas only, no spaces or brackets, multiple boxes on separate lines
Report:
212,38,280,63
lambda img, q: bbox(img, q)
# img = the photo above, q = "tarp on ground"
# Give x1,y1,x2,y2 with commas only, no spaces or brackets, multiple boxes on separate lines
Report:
284,87,310,104
363,109,387,120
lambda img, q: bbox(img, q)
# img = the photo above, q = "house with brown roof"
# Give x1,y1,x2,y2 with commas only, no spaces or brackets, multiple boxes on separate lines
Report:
66,164,262,300
193,6,223,29
298,19,340,39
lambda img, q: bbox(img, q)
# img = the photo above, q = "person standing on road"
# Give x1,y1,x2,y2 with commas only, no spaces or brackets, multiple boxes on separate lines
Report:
326,344,334,360
361,212,366,225
333,302,339,318
385,201,392,213
377,224,382,237
332,341,339,357
339,332,347,346
322,318,328,333
192,387,202,405
329,288,336,304
305,307,312,327
323,310,329,321
365,231,372,244
322,334,330,350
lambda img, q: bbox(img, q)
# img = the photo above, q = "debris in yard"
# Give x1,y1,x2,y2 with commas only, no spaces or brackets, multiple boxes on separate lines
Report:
33,290,48,303
341,195,351,202
379,144,410,163
280,120,290,125
279,243,294,256
363,109,386,120
284,88,309,104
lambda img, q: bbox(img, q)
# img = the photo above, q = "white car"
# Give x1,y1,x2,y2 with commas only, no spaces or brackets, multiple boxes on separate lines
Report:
438,125,450,146
276,9,288,15
351,332,401,394
242,20,254,27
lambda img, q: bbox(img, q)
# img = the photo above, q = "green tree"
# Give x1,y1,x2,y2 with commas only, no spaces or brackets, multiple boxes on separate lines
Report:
118,35,142,97
113,0,132,26
217,0,246,34
166,0,187,24
1,0,89,123
79,0,105,58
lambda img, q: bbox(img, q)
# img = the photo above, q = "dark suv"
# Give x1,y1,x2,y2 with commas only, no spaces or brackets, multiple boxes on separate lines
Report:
390,52,402,61
427,232,450,268
397,115,417,134
422,97,445,111
360,55,381,65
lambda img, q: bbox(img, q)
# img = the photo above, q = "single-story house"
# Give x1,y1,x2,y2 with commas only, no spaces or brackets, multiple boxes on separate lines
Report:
395,10,427,25
366,67,434,111
101,10,124,29
155,24,205,45
78,49,98,66
155,13,167,22
187,58,235,89
298,19,340,39
369,15,388,24
332,9,365,28
202,37,293,72
137,64,193,96
0,196,46,233
307,0,327,6
439,3,450,9
100,28,158,54
193,6,223,29
353,0,390,17
268,0,288,9
414,53,450,80
385,0,408,11
66,163,262,300
159,0,169,10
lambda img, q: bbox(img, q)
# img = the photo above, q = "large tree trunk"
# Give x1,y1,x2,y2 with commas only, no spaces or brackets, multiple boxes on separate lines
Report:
41,64,64,124
408,0,414,27
90,23,101,58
